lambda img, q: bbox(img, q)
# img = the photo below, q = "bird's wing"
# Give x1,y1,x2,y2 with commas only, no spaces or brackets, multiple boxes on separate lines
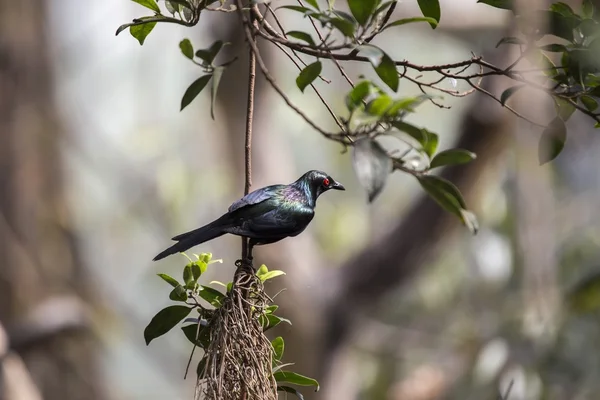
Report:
229,206,314,239
228,185,283,212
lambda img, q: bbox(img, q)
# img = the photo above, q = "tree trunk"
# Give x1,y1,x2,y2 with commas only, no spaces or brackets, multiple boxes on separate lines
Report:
0,1,105,399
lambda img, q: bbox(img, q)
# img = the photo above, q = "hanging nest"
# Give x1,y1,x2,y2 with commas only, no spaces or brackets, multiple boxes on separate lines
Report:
195,260,277,400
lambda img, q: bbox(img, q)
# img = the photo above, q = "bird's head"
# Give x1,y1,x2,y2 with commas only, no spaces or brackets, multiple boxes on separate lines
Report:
296,170,345,202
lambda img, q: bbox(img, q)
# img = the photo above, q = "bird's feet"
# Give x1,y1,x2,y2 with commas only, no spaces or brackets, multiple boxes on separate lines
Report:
235,257,254,270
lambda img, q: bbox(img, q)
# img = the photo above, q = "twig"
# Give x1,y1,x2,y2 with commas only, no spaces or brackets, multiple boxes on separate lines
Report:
241,5,348,143
240,6,256,262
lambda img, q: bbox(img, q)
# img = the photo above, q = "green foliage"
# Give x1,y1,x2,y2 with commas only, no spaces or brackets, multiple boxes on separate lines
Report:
383,16,438,30
538,117,567,165
177,39,233,115
130,22,156,45
417,0,441,28
146,252,317,397
348,0,378,26
341,80,477,228
144,305,192,345
131,0,160,13
273,371,320,391
490,1,600,162
430,149,477,169
296,61,322,92
418,175,479,234
181,75,211,111
179,38,194,59
499,85,525,105
477,0,514,11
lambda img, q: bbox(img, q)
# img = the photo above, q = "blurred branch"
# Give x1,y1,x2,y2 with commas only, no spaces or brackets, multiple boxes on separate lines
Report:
0,322,43,400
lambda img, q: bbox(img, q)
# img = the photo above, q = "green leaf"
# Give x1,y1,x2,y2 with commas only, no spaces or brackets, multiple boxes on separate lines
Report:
330,17,356,37
272,337,285,362
352,138,392,202
266,305,279,314
581,95,598,112
358,45,384,66
418,175,466,210
418,175,479,234
130,22,156,45
260,314,291,331
539,43,567,52
417,0,440,28
131,0,161,13
554,98,576,121
277,386,305,400
179,38,194,59
348,0,377,26
538,117,566,165
144,305,192,345
195,40,225,65
257,264,269,276
386,95,428,116
181,324,211,348
366,95,393,116
259,270,286,282
286,31,315,46
500,84,525,105
550,2,575,17
372,53,398,92
392,121,427,147
346,81,372,111
210,67,224,119
181,75,212,111
429,149,477,169
165,1,180,14
169,285,188,301
296,61,322,93
198,286,225,307
274,371,320,391
423,131,438,158
197,357,207,378
303,0,320,9
544,10,580,41
583,0,594,19
191,263,202,281
383,16,438,30
279,5,314,14
476,0,513,11
157,273,180,288
495,36,525,48
183,264,193,284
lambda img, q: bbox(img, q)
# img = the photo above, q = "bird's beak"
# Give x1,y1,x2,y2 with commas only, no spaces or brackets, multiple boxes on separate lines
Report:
331,180,345,191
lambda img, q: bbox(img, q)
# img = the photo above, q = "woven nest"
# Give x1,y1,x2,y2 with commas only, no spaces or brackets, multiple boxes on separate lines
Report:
195,260,277,400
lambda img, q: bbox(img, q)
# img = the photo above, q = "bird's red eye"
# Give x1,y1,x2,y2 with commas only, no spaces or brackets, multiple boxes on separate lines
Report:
323,178,330,186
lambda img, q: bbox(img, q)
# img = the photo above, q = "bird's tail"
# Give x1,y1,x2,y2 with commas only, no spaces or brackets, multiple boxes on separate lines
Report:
153,221,227,261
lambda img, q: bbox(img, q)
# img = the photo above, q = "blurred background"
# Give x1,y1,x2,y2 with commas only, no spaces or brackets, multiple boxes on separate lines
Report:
2,0,600,399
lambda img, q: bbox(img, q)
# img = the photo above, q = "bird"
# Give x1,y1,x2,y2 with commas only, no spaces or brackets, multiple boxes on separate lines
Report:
153,170,345,261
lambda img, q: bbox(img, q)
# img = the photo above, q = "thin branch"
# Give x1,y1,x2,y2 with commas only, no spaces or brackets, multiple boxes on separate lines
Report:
271,41,344,131
240,5,348,143
466,79,546,127
241,1,257,262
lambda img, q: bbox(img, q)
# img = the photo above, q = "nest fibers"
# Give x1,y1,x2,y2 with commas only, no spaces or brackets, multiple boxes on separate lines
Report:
195,262,277,400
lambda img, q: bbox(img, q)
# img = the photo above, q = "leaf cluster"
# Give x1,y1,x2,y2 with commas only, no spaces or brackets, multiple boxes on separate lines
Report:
145,253,318,399
493,0,600,164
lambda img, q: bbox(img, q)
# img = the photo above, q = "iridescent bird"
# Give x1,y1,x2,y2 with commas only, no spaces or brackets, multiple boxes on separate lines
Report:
153,170,345,261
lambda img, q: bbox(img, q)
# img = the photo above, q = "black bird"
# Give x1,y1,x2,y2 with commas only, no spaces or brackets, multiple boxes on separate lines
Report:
153,170,345,261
